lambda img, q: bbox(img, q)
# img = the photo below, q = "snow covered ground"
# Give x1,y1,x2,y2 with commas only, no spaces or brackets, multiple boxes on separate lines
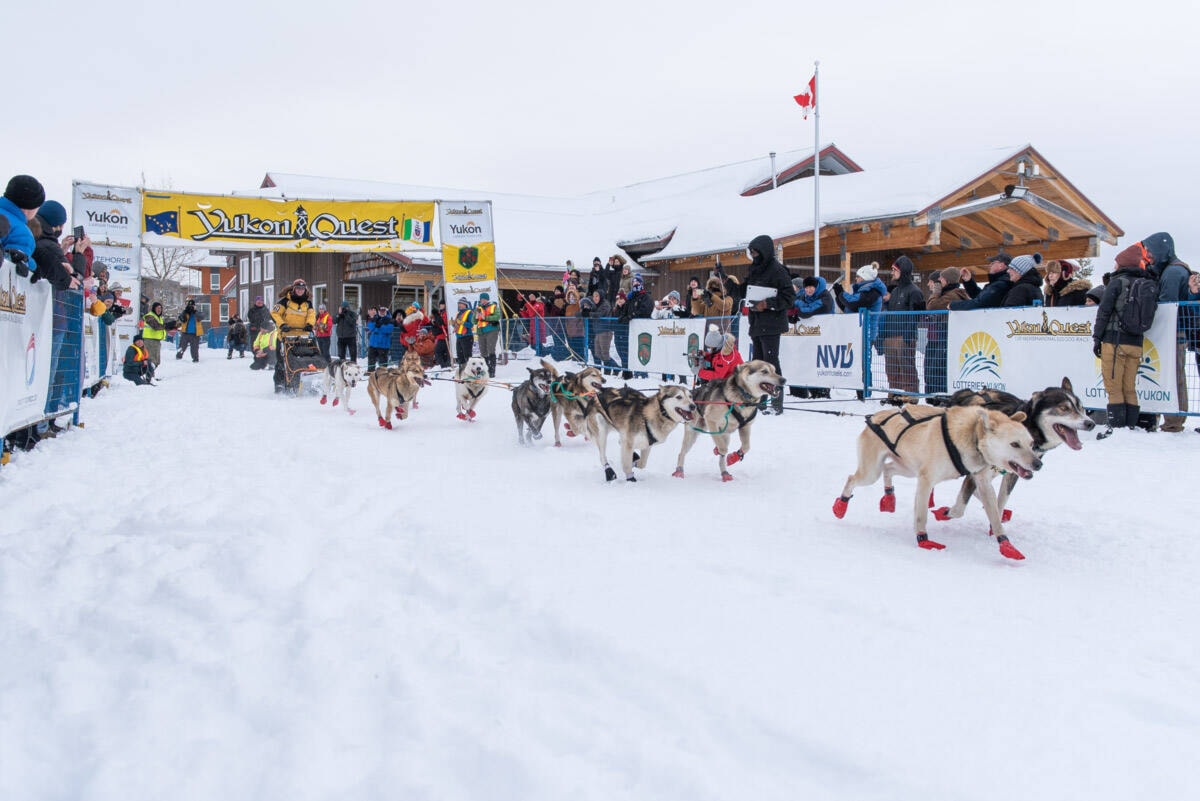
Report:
2,345,1197,801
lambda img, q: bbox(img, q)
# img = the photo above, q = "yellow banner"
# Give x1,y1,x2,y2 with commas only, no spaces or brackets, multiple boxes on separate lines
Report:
441,242,496,284
141,191,437,252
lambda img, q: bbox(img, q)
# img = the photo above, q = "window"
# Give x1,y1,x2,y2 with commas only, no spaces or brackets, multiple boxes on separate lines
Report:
313,284,328,311
264,253,275,281
195,302,211,322
239,288,249,318
342,283,361,312
264,284,274,306
239,257,249,284
209,271,220,292
219,302,229,323
252,256,262,283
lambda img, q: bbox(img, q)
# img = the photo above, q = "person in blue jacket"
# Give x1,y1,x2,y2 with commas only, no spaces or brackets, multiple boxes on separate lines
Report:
365,305,395,373
833,262,886,313
949,253,1014,310
0,175,45,277
791,275,834,398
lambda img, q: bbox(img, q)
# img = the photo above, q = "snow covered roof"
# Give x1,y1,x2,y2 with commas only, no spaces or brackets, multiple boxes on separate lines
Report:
249,144,1106,270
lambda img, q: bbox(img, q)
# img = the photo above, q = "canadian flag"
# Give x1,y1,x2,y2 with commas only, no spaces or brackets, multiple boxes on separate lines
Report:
792,75,816,119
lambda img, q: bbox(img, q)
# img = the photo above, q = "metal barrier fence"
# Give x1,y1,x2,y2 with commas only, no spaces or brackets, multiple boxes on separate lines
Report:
46,290,84,423
862,310,947,402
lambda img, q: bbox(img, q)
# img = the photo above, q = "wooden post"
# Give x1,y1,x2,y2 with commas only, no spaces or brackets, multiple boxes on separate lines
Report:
841,249,853,291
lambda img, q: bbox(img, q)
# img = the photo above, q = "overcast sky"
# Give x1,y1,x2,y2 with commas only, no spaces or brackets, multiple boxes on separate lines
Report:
8,0,1197,265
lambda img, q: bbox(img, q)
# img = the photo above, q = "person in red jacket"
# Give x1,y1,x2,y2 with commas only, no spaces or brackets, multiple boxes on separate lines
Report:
518,291,546,354
313,303,333,360
697,331,744,384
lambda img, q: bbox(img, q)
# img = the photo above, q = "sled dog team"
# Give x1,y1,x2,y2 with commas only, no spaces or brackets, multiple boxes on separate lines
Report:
314,353,1093,561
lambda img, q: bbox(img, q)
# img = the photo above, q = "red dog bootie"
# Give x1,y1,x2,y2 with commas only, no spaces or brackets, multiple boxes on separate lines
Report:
932,507,952,521
879,487,896,513
997,536,1025,560
319,395,328,405
726,449,745,466
832,495,851,519
331,398,339,407
916,532,945,550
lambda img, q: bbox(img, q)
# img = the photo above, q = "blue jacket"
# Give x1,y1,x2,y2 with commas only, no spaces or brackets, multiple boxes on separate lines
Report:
367,318,394,349
840,277,886,312
794,277,834,317
950,272,1012,311
0,196,37,265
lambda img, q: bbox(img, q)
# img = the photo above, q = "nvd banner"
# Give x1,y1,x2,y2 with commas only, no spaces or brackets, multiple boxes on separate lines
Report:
946,305,1180,413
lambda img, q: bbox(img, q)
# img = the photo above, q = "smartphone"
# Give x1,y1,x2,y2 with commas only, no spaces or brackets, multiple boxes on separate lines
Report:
73,225,85,241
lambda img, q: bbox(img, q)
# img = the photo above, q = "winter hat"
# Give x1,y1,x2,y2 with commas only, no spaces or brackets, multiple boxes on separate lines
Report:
340,300,350,309
457,297,469,307
802,276,820,289
856,262,878,282
704,324,723,349
1009,253,1042,276
37,200,68,227
255,295,263,302
132,332,145,342
593,257,602,265
1057,260,1078,280
631,275,644,290
318,303,326,311
792,277,805,292
1114,242,1149,270
666,290,680,302
1085,285,1105,304
4,175,46,210
892,255,915,277
987,252,1013,266
479,292,489,301
411,301,421,310
940,267,963,285
616,290,627,301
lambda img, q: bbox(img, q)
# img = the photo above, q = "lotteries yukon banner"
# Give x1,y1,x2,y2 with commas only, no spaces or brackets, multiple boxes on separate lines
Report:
140,191,437,252
946,305,1180,414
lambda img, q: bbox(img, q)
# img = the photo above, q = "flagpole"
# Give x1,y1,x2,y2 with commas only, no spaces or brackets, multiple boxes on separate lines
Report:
812,60,820,278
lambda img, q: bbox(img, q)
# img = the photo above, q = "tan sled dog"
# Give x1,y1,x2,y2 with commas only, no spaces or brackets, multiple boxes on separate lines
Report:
367,360,428,430
454,356,490,421
586,384,697,482
672,360,785,481
550,365,606,446
832,404,1042,559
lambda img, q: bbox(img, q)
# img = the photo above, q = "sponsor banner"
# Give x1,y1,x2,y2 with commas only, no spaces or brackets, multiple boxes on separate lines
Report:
627,318,709,376
438,201,495,284
74,182,143,357
0,257,53,436
946,306,1180,413
140,191,437,252
779,314,865,390
445,279,500,357
441,242,497,284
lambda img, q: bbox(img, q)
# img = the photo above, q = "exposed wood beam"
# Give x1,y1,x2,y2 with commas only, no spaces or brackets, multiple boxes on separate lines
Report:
985,205,1050,241
1020,193,1118,245
942,215,1005,248
908,237,1097,274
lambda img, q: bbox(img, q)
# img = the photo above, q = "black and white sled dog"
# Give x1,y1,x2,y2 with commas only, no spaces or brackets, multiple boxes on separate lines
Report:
319,358,363,414
932,377,1094,523
584,384,697,482
455,356,489,421
511,359,557,445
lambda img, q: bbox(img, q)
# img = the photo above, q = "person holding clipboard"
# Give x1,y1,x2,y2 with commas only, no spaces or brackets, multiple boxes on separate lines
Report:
744,234,795,414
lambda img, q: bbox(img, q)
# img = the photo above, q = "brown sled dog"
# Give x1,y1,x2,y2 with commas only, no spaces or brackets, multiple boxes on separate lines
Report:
672,360,785,482
550,365,606,446
584,384,697,482
832,404,1042,560
367,358,428,430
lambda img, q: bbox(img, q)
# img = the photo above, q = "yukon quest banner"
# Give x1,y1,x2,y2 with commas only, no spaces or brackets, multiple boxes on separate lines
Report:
438,201,495,283
1,257,53,436
946,305,1180,413
627,318,708,377
141,191,437,252
73,182,143,346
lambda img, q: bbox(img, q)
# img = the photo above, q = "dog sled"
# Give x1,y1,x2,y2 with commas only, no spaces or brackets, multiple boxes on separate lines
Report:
275,333,328,394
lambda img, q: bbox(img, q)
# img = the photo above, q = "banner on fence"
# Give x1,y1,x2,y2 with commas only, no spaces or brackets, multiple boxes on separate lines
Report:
946,305,1180,413
627,318,708,376
73,181,143,352
140,190,437,252
0,258,53,436
439,201,499,353
778,314,866,390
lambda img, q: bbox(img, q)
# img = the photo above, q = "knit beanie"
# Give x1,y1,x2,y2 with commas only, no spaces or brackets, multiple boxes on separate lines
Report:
856,262,878,281
479,292,489,301
940,267,963,285
1114,242,1148,269
704,324,723,350
1009,254,1041,276
666,290,680,302
457,297,469,307
1085,285,1105,304
802,276,820,289
4,175,46,210
38,200,68,227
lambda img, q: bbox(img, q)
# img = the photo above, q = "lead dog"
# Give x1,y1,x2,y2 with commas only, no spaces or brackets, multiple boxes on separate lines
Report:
550,365,606,446
367,359,427,429
586,384,697,482
672,360,785,481
454,356,489,421
932,377,1094,522
319,358,363,414
512,359,558,445
833,404,1042,559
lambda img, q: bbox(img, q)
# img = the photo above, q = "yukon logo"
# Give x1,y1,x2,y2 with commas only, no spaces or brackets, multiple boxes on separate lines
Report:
449,223,483,236
1005,310,1092,338
817,342,854,369
953,331,1005,390
458,246,479,269
637,332,653,366
85,208,130,226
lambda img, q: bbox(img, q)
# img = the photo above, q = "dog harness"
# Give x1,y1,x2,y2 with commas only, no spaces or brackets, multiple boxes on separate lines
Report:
866,408,971,477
